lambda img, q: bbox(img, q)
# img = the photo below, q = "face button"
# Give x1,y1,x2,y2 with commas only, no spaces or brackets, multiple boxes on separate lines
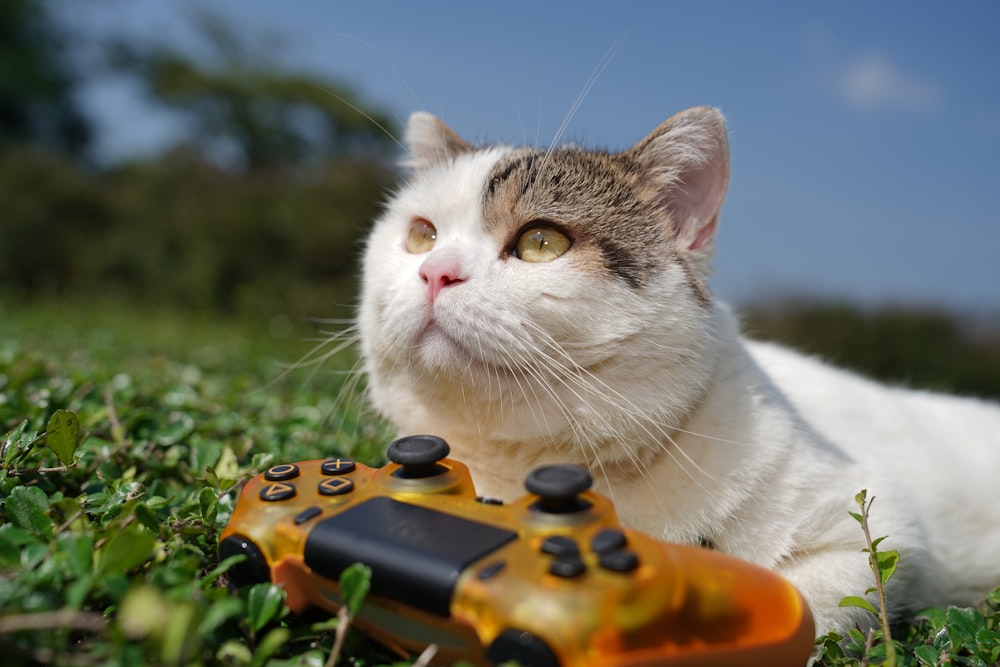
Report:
264,463,300,481
260,482,296,502
540,536,580,559
294,506,323,525
549,556,587,578
318,477,355,496
321,458,356,475
598,549,640,573
590,529,628,555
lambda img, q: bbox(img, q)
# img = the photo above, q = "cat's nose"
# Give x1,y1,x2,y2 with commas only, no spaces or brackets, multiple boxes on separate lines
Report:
419,256,466,306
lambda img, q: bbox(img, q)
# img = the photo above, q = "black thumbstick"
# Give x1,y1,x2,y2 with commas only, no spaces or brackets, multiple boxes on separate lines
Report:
525,465,593,513
386,435,451,478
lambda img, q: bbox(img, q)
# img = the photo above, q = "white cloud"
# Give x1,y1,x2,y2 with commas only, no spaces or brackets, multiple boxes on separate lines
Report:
835,52,945,114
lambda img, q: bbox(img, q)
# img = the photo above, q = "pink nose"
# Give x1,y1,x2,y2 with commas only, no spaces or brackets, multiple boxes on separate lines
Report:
419,256,466,306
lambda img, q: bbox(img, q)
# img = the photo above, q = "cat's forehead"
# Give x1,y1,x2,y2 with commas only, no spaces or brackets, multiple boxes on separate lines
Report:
479,146,668,288
482,146,638,218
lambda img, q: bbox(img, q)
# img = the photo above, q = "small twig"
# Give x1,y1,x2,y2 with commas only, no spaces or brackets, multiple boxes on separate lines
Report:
855,491,898,667
859,627,877,667
325,606,351,667
54,508,85,535
413,644,438,667
103,389,125,445
0,609,106,634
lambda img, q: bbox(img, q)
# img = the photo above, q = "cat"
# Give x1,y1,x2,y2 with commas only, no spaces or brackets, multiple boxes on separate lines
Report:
356,106,1000,638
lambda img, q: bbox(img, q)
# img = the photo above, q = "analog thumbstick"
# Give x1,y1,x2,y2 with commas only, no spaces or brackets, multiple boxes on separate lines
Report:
386,435,451,478
525,465,593,514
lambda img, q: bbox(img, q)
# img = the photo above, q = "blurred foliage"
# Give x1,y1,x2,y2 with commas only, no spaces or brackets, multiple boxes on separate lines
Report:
107,12,399,171
744,301,1000,400
0,0,91,157
1,0,399,320
0,147,395,318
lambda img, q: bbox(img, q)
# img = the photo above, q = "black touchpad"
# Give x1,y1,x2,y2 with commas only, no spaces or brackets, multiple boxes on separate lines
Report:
303,497,518,617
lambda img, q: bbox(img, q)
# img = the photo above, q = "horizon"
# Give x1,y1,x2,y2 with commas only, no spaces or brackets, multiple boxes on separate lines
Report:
60,0,1000,316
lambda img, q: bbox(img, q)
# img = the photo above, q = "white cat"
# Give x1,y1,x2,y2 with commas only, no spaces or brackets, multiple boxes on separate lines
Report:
357,106,1000,637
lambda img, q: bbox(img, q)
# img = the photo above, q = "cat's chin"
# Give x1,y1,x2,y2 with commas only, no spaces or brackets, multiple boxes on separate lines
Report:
414,320,479,372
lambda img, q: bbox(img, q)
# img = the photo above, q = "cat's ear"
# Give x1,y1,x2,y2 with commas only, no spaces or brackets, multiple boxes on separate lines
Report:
627,107,729,260
403,112,472,171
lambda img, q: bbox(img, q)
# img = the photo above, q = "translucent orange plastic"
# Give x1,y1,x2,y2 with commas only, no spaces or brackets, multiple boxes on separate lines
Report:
221,457,814,666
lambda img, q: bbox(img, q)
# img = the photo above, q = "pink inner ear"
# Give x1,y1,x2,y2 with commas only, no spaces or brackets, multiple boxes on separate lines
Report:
669,158,727,252
629,107,730,254
689,216,717,251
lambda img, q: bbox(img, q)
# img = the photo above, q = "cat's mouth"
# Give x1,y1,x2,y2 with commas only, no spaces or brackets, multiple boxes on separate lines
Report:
417,317,475,362
415,313,519,378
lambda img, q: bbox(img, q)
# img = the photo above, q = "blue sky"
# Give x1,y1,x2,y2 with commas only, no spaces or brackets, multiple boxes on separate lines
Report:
63,0,1000,313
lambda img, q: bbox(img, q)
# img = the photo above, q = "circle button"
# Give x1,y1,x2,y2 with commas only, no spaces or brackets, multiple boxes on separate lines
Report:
264,463,300,481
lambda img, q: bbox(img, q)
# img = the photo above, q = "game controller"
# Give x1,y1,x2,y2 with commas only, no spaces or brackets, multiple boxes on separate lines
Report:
220,435,815,666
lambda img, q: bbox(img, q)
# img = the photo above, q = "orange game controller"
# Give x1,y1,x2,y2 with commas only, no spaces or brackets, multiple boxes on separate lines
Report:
220,435,815,666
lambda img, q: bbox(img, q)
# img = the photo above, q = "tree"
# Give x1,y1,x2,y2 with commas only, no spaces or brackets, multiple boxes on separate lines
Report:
110,13,398,171
0,0,91,157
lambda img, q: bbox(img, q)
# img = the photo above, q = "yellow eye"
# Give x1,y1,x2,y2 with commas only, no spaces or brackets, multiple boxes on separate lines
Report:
515,224,571,263
406,217,437,253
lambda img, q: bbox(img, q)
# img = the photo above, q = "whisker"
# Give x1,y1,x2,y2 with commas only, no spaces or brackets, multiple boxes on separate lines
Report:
516,318,729,495
546,39,623,154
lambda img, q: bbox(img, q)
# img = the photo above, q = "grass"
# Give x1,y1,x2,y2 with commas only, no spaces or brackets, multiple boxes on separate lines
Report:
1,298,998,666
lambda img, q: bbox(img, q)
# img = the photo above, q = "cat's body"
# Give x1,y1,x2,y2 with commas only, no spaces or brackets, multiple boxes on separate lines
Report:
357,107,1000,636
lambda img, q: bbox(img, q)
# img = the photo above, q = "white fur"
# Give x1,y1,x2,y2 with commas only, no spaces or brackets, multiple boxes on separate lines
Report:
358,110,1000,638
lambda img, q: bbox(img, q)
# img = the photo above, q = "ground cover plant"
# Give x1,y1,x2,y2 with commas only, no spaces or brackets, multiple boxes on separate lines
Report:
1,299,998,666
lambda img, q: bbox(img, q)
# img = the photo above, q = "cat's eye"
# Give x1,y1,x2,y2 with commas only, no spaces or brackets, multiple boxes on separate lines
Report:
406,217,437,253
514,224,572,263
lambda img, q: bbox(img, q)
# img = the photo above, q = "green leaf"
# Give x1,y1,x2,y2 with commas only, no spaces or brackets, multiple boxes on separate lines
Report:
339,562,371,616
2,420,30,464
912,644,939,665
216,640,253,665
214,445,240,483
199,486,218,526
250,627,291,667
839,595,878,616
877,549,900,585
245,583,285,633
0,524,40,565
160,599,199,666
198,596,243,636
97,525,157,576
45,409,80,465
56,532,96,578
119,584,171,639
134,501,161,532
5,485,53,538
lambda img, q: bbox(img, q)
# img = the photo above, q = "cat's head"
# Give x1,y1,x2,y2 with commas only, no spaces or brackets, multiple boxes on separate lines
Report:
358,107,730,463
